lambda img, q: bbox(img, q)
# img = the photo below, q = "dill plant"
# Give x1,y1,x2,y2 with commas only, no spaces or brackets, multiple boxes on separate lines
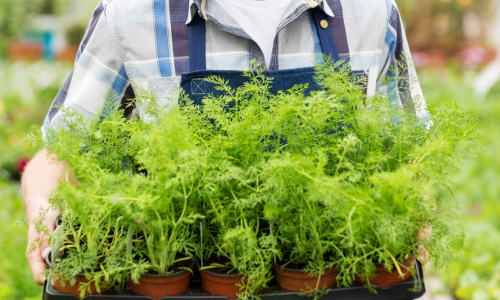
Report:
175,58,480,294
27,92,206,296
26,92,145,296
26,57,480,299
122,108,205,280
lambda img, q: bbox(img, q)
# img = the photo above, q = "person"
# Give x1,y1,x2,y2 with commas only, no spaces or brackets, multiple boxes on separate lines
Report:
22,0,429,285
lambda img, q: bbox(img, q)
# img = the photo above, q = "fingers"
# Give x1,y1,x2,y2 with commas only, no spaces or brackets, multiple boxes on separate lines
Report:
43,208,61,232
25,199,60,285
418,244,429,263
39,209,60,254
417,227,431,264
417,226,432,243
27,208,60,285
26,224,47,286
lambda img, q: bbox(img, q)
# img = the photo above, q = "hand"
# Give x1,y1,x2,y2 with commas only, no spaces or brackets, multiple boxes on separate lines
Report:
25,204,60,286
417,227,432,263
22,148,67,285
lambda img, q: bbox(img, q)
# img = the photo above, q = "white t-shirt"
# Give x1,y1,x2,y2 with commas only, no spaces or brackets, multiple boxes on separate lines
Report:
214,0,294,68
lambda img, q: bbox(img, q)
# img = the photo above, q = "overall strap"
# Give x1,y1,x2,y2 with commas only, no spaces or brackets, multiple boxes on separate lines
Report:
312,7,340,62
188,6,340,72
189,12,207,72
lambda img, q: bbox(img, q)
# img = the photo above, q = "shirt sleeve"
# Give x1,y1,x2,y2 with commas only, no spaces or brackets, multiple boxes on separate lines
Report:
378,1,430,122
42,1,129,139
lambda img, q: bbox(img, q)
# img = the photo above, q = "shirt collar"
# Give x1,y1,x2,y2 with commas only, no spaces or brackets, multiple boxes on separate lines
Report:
185,0,335,25
317,0,335,18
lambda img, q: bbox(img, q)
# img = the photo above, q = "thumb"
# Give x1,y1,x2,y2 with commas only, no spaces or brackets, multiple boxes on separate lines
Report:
42,247,52,260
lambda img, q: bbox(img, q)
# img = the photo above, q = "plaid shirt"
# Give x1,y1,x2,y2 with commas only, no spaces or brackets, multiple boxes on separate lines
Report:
43,0,429,137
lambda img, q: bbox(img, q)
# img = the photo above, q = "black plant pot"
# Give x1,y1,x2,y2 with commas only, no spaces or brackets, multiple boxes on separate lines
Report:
55,215,63,228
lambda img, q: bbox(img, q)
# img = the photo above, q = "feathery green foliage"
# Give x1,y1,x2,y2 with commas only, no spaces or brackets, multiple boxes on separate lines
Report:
26,58,480,299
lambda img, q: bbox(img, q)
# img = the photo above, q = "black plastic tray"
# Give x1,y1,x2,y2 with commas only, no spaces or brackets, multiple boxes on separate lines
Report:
43,261,426,300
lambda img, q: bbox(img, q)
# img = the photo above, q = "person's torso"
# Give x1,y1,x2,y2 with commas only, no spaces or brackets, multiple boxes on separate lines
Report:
101,0,393,89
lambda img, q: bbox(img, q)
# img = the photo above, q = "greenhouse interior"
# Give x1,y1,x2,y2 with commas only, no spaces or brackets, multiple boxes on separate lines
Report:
1,0,500,300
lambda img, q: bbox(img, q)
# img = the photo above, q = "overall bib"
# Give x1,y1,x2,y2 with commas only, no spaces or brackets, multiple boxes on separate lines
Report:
180,8,342,104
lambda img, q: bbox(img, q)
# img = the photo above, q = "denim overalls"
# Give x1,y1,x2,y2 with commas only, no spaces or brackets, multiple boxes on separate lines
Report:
180,8,342,104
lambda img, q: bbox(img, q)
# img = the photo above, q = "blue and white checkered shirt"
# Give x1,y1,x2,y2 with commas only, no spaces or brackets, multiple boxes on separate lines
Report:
43,0,429,137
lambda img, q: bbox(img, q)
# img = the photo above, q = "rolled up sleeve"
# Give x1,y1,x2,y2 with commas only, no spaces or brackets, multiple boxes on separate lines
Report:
378,1,430,122
43,1,128,139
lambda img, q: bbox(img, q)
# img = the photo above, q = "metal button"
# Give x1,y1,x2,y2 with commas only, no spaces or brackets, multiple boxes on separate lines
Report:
320,20,329,29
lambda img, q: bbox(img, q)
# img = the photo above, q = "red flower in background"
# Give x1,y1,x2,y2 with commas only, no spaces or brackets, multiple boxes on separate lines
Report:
16,157,30,174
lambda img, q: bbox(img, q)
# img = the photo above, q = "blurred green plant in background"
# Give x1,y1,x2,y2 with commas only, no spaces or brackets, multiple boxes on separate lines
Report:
0,0,101,59
0,61,71,181
0,62,70,300
0,0,69,37
0,0,70,56
0,181,43,300
420,67,500,300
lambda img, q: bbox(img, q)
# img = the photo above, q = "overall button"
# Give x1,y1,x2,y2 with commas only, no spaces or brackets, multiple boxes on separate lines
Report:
320,20,329,29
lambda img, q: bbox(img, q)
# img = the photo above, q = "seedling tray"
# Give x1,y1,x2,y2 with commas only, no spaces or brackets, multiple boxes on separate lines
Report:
43,261,426,300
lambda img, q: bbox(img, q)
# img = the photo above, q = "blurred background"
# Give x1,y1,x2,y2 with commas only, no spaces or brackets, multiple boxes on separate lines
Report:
0,0,499,299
